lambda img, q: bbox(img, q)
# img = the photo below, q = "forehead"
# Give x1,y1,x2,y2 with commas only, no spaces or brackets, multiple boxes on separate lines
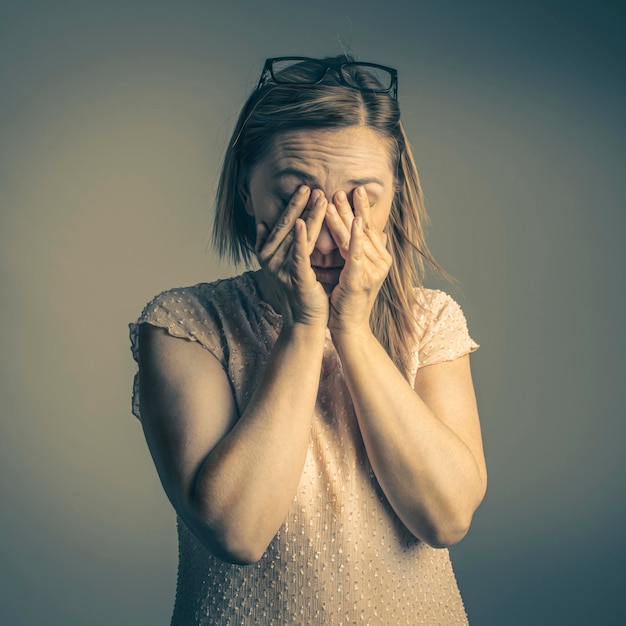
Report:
259,126,395,186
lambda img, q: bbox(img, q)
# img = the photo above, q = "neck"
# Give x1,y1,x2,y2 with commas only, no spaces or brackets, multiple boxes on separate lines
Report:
251,269,282,312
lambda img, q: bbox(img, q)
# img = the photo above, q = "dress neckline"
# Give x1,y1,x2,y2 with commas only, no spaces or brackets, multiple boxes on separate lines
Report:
237,272,335,342
238,271,283,328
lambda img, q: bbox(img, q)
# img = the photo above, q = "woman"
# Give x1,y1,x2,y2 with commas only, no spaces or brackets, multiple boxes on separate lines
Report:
129,55,487,625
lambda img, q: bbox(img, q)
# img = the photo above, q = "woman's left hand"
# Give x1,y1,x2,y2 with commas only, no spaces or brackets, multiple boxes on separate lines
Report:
325,186,392,336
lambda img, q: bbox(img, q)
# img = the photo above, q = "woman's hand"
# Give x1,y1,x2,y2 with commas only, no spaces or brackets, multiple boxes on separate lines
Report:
325,186,392,335
255,185,329,328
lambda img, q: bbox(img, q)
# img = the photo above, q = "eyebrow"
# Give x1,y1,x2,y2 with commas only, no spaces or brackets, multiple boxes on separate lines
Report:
348,177,385,187
273,168,318,186
273,168,386,188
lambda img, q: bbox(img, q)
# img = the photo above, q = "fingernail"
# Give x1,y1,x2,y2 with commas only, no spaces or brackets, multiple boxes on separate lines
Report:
298,185,309,195
357,186,366,197
336,190,347,202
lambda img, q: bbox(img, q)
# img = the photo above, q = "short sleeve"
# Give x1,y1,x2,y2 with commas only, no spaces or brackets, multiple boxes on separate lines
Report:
128,286,227,420
416,290,479,369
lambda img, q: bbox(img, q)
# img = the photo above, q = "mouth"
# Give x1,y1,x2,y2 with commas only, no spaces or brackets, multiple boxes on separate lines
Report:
312,265,343,284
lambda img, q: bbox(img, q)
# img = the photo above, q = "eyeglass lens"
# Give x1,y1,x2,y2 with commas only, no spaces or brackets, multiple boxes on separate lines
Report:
270,59,394,92
340,64,394,91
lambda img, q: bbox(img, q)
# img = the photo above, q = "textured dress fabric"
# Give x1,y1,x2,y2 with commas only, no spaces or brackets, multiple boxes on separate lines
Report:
129,272,479,626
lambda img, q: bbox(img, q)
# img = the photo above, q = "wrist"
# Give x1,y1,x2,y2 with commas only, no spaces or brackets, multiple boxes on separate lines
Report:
329,323,374,348
281,320,328,342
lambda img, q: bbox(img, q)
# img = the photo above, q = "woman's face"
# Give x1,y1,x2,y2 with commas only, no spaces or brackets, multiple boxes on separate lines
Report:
242,125,396,288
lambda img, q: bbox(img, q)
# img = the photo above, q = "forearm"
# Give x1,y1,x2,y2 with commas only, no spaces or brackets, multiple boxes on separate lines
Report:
332,328,485,547
191,323,326,563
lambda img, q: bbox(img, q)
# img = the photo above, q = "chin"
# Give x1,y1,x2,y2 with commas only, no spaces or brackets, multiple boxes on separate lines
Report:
312,266,342,291
321,282,335,296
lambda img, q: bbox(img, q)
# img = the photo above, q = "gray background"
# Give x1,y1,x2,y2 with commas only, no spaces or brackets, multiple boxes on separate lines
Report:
1,1,624,624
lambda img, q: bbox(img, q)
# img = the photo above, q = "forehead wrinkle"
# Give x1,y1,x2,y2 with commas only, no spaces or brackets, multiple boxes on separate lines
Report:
265,128,394,190
270,150,388,181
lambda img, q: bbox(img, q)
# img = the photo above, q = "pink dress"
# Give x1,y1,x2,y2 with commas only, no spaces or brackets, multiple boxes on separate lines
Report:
129,272,479,625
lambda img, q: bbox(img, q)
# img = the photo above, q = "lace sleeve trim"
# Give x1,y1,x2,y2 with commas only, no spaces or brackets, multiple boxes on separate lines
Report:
128,286,227,420
409,289,479,379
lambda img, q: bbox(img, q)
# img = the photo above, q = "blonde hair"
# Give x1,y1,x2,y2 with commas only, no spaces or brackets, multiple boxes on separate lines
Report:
213,56,445,379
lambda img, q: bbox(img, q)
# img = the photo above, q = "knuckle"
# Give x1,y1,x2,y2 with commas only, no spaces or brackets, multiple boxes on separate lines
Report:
376,260,390,275
276,214,291,230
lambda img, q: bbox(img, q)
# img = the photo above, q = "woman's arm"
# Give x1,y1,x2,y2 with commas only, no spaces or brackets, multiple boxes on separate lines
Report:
138,187,330,564
326,187,487,547
331,330,486,548
139,321,325,565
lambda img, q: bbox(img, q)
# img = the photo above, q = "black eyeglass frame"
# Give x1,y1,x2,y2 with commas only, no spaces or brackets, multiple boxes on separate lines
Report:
256,56,398,101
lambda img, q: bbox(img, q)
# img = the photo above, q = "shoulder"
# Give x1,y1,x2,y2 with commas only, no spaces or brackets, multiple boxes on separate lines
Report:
129,274,252,420
139,273,251,321
415,288,468,327
134,273,261,335
413,288,479,369
129,273,255,367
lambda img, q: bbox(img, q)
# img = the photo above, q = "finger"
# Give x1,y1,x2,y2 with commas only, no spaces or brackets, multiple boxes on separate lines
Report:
363,223,388,255
305,191,328,251
303,188,322,219
269,202,325,272
357,228,392,282
349,218,391,286
352,186,372,226
346,215,365,267
333,190,355,231
324,202,351,258
292,218,314,278
260,185,310,259
358,227,392,270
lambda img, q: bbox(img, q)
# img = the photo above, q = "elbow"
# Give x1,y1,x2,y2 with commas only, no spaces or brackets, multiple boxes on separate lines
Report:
163,468,273,564
184,503,270,565
422,518,472,549
209,513,275,564
414,506,477,549
191,518,269,565
424,480,487,548
210,536,267,565
200,518,270,565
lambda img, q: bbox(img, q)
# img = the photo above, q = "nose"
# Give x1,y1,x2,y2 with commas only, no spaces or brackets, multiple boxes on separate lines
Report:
313,222,337,256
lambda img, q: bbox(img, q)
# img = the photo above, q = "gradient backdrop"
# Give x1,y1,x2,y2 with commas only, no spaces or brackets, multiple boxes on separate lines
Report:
1,1,624,624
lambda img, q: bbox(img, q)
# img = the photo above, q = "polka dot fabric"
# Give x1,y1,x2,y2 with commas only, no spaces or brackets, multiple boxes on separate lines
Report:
129,272,479,625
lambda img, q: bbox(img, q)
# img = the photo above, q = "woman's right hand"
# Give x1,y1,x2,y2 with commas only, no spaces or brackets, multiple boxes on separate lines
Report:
255,185,329,328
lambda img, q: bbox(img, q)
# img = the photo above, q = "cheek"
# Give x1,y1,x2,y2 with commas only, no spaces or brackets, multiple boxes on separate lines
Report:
246,174,284,226
372,198,394,232
250,196,284,228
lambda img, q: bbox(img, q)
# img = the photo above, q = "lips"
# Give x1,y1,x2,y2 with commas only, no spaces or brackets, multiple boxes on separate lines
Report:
312,265,343,283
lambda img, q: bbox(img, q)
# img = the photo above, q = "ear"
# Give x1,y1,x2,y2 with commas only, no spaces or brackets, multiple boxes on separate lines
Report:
238,178,254,217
